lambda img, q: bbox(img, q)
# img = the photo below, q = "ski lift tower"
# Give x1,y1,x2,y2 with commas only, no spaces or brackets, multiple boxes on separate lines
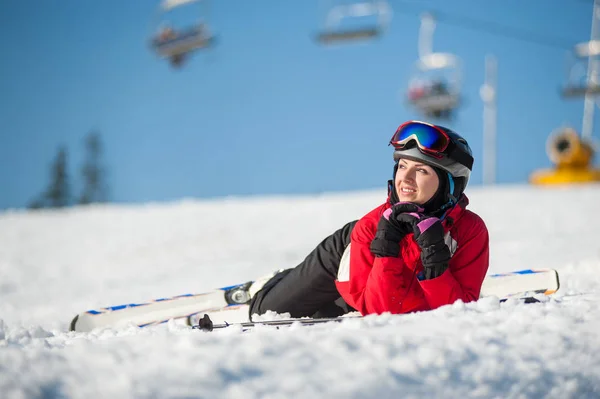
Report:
480,55,498,185
561,0,600,141
315,0,392,45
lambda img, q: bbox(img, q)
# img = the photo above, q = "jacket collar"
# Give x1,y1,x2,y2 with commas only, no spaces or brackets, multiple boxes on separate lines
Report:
441,194,469,228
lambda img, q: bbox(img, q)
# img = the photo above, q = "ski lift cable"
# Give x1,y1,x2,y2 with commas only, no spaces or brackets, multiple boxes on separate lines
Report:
392,2,581,51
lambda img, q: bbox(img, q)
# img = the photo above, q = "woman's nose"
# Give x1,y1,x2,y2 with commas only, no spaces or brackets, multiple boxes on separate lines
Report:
399,169,416,182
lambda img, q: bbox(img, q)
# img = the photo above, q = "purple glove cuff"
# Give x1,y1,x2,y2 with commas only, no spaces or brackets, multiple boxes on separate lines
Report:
382,208,393,220
416,218,439,233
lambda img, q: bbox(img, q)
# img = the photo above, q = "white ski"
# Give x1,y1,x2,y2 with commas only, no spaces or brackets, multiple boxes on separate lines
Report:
480,269,559,298
70,268,560,333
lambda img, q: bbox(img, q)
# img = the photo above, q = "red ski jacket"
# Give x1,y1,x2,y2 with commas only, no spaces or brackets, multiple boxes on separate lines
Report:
335,195,489,315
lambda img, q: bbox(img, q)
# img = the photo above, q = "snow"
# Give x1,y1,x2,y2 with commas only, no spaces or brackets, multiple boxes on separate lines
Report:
1,183,600,398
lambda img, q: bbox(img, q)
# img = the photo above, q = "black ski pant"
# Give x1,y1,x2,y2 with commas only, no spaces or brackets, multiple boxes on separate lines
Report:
249,220,359,319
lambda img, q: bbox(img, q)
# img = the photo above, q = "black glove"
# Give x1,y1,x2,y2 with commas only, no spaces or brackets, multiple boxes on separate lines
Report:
395,213,451,280
370,203,424,258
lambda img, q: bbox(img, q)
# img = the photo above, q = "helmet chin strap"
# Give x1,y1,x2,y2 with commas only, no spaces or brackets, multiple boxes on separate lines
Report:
387,179,400,204
388,163,400,204
438,173,458,220
447,173,457,204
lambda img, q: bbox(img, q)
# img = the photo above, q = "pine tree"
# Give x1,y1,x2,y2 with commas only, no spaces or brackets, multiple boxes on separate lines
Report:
79,131,108,205
44,146,71,208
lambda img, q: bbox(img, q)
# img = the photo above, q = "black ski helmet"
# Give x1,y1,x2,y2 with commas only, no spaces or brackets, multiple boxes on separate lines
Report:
391,121,474,204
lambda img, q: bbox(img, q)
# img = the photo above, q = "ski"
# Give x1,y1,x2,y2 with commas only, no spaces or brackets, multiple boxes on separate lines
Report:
479,269,560,298
70,268,560,333
193,294,545,332
192,313,359,332
69,281,253,332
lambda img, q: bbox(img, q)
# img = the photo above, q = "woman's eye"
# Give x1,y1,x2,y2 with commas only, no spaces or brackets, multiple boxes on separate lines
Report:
418,168,428,174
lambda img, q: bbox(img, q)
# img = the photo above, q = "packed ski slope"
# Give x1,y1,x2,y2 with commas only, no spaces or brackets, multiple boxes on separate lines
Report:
1,184,600,398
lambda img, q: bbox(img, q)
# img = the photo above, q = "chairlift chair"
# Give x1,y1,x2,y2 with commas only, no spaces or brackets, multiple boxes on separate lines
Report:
150,0,215,67
562,84,600,97
316,0,391,45
561,39,600,98
409,92,460,119
152,25,214,58
407,53,462,119
317,27,380,44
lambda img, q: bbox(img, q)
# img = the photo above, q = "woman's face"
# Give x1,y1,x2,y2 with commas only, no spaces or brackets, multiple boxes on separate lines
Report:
394,158,440,205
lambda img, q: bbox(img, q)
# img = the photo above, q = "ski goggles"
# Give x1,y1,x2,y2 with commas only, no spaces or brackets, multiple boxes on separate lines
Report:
389,121,450,158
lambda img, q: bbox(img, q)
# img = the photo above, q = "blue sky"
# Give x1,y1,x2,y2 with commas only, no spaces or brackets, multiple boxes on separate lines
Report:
0,0,594,209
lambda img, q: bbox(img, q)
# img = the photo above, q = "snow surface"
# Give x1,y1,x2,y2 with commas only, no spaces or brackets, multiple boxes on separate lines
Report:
1,183,600,398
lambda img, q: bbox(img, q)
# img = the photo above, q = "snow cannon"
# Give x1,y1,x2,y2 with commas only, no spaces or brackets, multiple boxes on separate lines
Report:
530,127,600,185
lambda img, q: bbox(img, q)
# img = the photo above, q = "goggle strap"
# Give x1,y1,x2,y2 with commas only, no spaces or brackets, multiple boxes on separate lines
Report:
446,142,474,170
392,133,473,170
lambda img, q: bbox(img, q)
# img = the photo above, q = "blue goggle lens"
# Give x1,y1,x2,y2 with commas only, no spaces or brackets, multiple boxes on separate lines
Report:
390,122,450,153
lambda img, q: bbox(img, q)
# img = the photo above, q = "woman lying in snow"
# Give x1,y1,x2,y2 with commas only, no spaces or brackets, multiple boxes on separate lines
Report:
248,120,489,318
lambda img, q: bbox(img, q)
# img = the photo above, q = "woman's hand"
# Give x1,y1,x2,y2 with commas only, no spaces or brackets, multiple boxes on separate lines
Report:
369,202,423,258
395,213,451,280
